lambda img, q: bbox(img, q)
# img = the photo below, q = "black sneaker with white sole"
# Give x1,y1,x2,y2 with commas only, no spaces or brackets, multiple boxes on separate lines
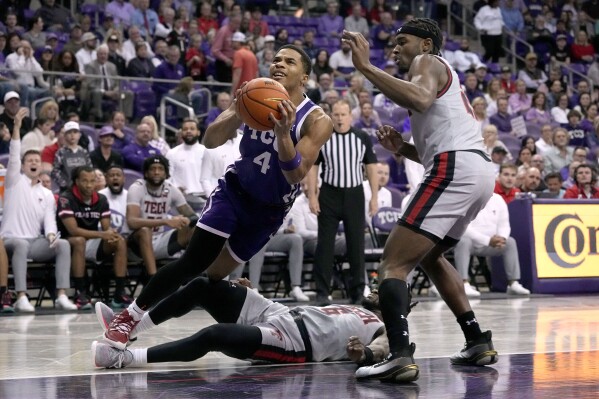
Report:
450,330,498,366
355,343,419,383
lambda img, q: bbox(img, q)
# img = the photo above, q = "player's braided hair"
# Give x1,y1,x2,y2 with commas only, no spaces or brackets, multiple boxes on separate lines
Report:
402,18,443,55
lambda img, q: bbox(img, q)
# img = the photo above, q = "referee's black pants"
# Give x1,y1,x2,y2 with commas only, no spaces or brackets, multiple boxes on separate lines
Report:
314,183,366,302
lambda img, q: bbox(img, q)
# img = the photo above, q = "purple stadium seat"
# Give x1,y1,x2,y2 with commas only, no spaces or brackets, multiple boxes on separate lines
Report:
525,122,541,139
123,168,143,188
79,123,99,144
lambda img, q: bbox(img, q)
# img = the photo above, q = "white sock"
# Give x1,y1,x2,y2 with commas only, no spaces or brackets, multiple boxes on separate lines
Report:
134,312,157,335
129,348,148,366
127,301,146,321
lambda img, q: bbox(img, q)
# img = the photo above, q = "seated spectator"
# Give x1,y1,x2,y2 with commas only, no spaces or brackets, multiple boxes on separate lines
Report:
37,99,61,133
363,162,393,219
353,101,382,137
489,97,514,134
126,155,197,270
121,122,160,172
463,73,484,103
494,164,521,203
522,135,537,156
452,193,531,297
307,73,333,104
482,124,511,159
107,111,131,153
50,50,81,119
126,41,156,78
75,32,97,74
545,79,566,109
166,119,206,210
524,92,551,125
563,164,599,198
344,75,366,110
0,91,32,141
121,26,154,63
317,1,343,39
205,92,231,127
230,219,309,301
526,14,554,57
301,30,318,61
5,40,51,107
152,45,185,108
21,117,54,156
371,11,397,49
517,52,548,93
570,30,595,64
329,40,355,81
312,49,334,81
573,92,592,117
516,146,533,172
490,146,508,174
562,110,595,148
550,93,570,124
1,109,77,312
543,172,565,198
499,65,516,93
451,37,485,73
550,34,571,68
535,124,554,154
323,89,341,108
519,167,542,192
23,16,46,50
106,34,127,76
141,115,170,156
94,168,106,191
51,121,92,191
351,90,382,126
62,24,84,54
57,165,130,310
35,0,73,32
508,79,532,115
90,126,124,172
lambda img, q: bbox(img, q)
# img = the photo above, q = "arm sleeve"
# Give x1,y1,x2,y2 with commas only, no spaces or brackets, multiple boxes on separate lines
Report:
43,190,58,235
495,196,511,238
126,182,144,206
5,140,22,188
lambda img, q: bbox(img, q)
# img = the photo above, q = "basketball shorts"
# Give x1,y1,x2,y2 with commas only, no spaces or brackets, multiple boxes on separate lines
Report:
197,172,289,263
152,230,177,260
85,238,104,263
399,150,495,243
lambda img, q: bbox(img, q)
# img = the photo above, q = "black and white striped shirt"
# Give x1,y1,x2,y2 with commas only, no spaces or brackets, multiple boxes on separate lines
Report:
316,128,378,188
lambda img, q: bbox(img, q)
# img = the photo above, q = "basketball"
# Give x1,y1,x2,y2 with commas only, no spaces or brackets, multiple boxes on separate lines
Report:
236,78,290,131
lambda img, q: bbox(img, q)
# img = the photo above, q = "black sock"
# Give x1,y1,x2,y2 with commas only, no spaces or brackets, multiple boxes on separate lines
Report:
0,286,6,295
457,311,483,342
378,278,412,356
114,277,126,299
74,278,86,295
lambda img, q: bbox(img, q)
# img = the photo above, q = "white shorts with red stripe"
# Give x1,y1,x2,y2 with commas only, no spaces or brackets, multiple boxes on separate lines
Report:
252,315,309,363
400,150,495,243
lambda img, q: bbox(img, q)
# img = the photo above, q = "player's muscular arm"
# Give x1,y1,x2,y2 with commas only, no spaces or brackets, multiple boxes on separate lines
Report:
203,102,242,149
280,110,333,185
346,328,389,365
362,55,441,113
126,204,171,230
176,204,197,219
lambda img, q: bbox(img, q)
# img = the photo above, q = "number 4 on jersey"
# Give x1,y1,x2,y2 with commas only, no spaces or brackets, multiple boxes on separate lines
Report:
253,151,271,174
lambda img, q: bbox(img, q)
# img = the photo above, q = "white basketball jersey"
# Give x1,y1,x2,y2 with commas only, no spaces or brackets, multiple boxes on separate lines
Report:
410,56,485,170
300,305,384,362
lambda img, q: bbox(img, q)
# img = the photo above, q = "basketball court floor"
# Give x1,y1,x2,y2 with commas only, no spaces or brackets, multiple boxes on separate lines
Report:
0,294,598,398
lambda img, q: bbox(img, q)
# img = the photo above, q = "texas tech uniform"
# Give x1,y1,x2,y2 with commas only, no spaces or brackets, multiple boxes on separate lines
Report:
239,288,384,362
57,188,111,261
198,96,320,263
399,55,495,243
127,178,187,259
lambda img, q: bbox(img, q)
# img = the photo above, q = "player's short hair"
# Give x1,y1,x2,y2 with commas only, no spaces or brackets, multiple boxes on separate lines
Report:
143,154,170,179
21,149,41,164
277,44,312,76
72,165,95,184
399,18,443,55
544,172,563,183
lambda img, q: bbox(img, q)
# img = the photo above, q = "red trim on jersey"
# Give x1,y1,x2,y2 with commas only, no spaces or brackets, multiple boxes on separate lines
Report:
253,349,306,363
404,152,449,225
435,56,453,98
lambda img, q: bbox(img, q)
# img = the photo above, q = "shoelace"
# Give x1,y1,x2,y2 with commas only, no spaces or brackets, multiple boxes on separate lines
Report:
106,347,131,368
109,312,138,336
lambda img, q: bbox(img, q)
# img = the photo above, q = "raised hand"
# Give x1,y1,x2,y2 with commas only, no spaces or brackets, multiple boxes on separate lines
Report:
341,30,372,71
270,99,297,138
376,125,405,154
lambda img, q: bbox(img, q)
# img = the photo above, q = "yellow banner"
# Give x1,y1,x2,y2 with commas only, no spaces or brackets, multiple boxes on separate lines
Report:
532,204,599,278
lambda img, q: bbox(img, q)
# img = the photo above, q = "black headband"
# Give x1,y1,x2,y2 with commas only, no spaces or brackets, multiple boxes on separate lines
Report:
396,25,441,50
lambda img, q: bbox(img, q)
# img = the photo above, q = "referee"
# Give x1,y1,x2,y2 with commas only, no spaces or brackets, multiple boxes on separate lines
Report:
308,99,379,305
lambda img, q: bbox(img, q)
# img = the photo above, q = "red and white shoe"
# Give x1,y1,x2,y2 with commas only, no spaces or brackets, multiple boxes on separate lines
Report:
103,308,139,350
96,302,138,347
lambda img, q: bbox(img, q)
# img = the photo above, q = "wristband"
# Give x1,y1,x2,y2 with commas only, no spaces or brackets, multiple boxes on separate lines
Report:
278,150,302,171
359,346,374,366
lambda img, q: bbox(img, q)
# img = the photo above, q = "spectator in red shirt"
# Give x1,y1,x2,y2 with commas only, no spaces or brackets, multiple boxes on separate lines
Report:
197,1,219,36
185,34,207,81
230,32,258,95
494,164,521,203
563,164,599,199
248,6,269,37
41,123,64,172
570,30,595,64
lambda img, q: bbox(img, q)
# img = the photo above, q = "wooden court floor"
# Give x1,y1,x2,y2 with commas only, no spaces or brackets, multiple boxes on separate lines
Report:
0,295,598,398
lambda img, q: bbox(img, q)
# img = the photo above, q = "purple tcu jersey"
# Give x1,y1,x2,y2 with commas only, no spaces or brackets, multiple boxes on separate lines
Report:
231,96,320,205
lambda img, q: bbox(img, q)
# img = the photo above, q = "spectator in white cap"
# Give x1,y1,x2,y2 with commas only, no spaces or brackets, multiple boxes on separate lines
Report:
51,121,92,191
90,126,124,172
0,91,33,141
256,34,275,61
231,31,258,94
75,32,98,74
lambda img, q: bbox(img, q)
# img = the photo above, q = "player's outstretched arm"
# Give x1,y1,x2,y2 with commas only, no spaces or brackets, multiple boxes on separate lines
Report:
341,31,441,114
203,101,243,149
280,109,333,185
346,329,389,365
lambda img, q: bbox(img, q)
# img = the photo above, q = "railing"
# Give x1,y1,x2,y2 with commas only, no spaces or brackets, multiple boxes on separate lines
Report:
159,96,196,138
503,30,533,71
447,0,480,41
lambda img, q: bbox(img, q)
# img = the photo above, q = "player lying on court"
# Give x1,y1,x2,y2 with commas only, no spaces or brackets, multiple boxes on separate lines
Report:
92,277,391,368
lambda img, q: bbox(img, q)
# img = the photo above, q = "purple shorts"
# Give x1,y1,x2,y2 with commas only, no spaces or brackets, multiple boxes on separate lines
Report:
197,173,289,262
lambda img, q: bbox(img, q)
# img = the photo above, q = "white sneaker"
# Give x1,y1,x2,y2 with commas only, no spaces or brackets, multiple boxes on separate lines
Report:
290,286,310,302
428,285,440,297
363,285,371,297
464,282,481,297
14,295,35,312
55,294,78,310
506,281,530,295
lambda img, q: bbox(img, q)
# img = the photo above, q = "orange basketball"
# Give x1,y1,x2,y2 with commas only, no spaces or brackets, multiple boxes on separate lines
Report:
236,78,290,131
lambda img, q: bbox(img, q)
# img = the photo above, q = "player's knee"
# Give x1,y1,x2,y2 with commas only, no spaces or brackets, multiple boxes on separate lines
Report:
54,239,70,253
69,237,86,251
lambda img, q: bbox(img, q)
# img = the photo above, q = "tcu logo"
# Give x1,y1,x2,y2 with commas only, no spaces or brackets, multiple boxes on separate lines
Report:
375,208,402,226
250,130,276,146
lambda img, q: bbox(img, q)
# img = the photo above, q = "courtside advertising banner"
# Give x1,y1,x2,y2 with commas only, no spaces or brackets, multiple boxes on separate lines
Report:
532,203,599,278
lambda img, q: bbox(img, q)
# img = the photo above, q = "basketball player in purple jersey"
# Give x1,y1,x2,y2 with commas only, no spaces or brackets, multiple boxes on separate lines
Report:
342,19,498,383
102,45,333,351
